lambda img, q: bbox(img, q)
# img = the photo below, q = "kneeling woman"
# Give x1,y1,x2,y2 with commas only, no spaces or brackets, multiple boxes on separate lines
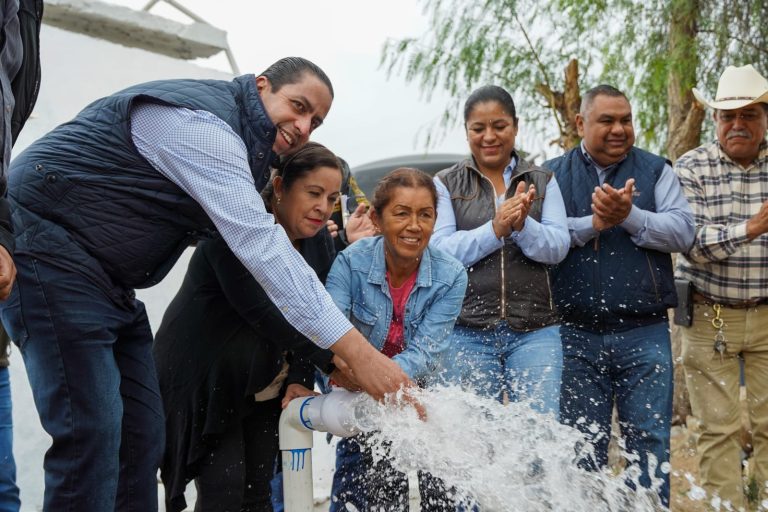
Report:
326,168,468,512
153,143,344,512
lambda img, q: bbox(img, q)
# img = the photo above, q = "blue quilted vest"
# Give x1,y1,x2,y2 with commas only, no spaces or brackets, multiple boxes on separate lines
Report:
544,147,676,333
8,75,276,306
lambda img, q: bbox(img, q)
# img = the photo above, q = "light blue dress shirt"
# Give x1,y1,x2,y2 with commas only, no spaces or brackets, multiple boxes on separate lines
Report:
431,157,570,267
130,102,351,349
568,143,695,252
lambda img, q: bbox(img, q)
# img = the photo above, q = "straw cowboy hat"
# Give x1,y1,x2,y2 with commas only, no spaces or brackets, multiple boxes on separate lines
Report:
693,64,768,110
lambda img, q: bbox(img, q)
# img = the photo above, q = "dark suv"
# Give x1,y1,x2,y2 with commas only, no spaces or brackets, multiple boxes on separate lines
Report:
351,153,466,198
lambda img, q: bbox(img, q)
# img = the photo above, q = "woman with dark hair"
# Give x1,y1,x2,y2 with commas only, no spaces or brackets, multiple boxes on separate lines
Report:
431,85,569,416
153,142,348,512
326,167,468,512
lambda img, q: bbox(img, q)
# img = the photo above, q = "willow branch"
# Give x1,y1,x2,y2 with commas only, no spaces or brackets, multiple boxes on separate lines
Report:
696,28,768,57
513,12,563,135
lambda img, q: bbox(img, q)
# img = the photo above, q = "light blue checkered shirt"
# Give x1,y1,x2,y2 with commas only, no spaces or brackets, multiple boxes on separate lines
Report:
130,102,351,349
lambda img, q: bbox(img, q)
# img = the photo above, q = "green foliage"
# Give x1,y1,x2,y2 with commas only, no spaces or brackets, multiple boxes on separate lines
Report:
382,0,768,155
696,1,768,94
745,472,759,506
382,0,580,153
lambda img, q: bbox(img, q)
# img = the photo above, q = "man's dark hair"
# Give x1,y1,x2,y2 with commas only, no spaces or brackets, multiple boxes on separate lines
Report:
463,85,517,125
259,56,334,98
580,84,628,115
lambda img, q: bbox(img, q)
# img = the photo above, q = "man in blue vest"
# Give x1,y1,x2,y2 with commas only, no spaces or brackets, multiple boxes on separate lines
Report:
0,56,412,511
544,84,695,507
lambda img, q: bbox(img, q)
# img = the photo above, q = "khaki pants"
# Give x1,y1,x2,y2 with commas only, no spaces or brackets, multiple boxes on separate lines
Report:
682,303,768,510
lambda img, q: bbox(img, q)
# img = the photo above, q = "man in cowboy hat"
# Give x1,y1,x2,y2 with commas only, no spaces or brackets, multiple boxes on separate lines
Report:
675,63,768,509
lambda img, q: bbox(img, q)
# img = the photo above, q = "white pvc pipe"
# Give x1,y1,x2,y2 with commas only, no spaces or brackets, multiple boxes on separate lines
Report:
279,398,314,512
279,389,374,512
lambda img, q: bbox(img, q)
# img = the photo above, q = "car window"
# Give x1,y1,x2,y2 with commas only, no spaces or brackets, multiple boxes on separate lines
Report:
351,153,466,199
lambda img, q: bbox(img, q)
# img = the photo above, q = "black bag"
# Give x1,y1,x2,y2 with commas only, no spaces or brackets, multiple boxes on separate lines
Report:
673,279,693,327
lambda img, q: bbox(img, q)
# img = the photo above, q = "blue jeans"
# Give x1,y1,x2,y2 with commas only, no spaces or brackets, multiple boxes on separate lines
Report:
269,461,283,512
0,257,164,511
331,436,452,512
440,323,562,417
0,367,19,512
560,322,672,506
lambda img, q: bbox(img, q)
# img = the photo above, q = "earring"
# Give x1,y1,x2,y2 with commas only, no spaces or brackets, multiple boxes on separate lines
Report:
276,196,282,204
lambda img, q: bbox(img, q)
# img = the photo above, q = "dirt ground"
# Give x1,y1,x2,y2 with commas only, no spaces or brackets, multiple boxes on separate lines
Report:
670,424,710,512
669,411,757,512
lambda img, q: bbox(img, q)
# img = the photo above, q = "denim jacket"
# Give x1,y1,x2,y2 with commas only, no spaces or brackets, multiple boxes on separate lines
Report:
325,236,467,380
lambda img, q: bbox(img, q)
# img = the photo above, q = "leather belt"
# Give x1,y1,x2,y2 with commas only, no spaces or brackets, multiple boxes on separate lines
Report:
692,291,768,309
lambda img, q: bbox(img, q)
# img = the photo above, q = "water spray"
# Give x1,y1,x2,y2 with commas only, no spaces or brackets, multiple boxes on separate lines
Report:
280,386,668,511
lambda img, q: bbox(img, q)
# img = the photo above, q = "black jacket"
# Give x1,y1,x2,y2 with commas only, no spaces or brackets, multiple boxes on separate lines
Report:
0,0,42,364
153,231,335,510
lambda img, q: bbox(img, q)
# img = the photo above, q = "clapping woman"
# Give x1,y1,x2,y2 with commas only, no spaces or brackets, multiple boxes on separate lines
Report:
431,85,570,416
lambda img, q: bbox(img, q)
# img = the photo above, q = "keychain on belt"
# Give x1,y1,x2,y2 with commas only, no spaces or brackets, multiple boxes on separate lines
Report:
711,304,727,362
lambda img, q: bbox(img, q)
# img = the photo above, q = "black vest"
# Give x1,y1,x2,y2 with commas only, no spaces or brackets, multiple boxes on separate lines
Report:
544,147,677,333
8,75,276,307
436,153,559,331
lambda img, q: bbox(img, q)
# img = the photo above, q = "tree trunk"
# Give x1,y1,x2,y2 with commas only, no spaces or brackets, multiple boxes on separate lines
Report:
666,0,705,161
535,59,581,151
667,100,706,161
560,59,581,151
666,0,704,426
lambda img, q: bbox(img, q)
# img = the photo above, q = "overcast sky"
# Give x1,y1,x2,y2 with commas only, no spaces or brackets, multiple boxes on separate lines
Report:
105,0,474,168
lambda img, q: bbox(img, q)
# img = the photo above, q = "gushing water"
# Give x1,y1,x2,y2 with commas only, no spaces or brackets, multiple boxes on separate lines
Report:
352,385,665,511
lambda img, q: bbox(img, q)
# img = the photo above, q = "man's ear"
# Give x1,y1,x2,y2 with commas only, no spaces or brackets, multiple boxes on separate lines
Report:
255,75,269,94
575,113,585,138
